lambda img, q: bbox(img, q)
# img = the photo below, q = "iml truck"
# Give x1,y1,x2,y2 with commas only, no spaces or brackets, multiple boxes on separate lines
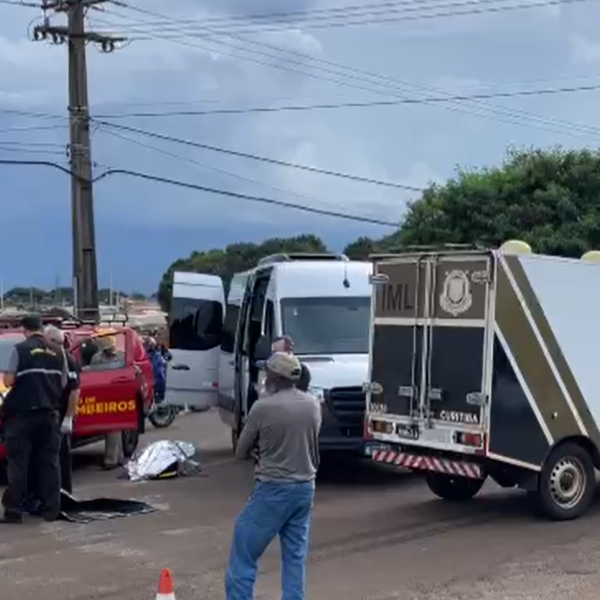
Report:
364,241,600,520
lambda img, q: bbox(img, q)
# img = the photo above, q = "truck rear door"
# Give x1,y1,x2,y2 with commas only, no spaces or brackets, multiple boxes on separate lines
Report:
368,252,492,453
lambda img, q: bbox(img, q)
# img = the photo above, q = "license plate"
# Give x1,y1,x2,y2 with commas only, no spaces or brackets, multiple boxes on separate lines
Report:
396,424,419,440
364,442,391,456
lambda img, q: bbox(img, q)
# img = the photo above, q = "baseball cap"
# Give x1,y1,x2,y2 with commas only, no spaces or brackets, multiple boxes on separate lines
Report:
256,352,302,381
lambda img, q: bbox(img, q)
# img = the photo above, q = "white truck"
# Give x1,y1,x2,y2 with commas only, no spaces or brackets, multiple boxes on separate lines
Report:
365,241,600,520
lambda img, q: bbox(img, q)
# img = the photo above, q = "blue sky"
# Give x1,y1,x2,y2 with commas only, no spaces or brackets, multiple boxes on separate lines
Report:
1,0,600,294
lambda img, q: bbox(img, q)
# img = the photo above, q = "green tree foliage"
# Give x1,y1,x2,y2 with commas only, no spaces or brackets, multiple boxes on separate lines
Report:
386,148,600,256
158,148,600,311
157,234,327,312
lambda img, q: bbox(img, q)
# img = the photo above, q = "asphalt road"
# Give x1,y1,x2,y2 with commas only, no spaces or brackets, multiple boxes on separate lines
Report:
2,411,600,600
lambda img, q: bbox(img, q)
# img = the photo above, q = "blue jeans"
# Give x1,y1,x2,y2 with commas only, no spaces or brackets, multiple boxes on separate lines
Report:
226,480,315,600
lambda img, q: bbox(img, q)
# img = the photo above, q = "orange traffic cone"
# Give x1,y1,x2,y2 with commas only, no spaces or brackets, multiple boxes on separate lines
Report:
156,568,176,600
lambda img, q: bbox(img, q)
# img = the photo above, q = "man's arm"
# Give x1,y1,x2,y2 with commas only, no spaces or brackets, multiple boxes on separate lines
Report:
65,356,80,418
3,348,18,388
235,404,262,460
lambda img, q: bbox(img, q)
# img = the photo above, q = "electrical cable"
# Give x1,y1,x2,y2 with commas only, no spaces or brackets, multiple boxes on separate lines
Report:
98,2,600,141
96,82,600,119
100,126,373,210
0,159,400,226
95,120,425,191
105,0,599,36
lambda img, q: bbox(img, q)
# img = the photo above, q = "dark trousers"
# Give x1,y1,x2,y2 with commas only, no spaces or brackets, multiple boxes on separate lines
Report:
59,433,72,495
27,432,71,505
2,411,61,518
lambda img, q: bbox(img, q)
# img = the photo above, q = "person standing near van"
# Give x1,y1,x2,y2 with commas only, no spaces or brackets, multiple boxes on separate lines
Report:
1,315,67,523
43,325,79,495
226,352,322,600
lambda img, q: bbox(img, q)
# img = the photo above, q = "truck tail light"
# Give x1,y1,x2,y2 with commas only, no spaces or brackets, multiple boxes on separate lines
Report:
456,432,482,447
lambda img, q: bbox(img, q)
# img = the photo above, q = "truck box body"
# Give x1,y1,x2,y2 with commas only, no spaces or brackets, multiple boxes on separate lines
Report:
366,248,600,483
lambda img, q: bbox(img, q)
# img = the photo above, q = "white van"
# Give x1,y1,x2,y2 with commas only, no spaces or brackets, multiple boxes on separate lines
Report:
164,271,225,410
217,254,372,454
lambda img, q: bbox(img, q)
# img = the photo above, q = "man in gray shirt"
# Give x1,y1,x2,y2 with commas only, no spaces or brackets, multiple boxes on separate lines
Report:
226,352,322,600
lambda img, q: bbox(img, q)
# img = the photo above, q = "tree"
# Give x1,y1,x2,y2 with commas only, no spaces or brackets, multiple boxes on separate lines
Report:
157,234,328,312
343,236,380,260
387,148,600,256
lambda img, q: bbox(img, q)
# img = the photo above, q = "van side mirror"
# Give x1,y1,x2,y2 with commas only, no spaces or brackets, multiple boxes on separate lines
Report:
254,336,272,362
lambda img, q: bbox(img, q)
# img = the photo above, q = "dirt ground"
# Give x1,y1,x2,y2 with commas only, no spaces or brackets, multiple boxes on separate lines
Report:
1,410,600,600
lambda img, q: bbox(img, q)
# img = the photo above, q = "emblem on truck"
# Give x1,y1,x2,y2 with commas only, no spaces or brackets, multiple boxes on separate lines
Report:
439,270,472,317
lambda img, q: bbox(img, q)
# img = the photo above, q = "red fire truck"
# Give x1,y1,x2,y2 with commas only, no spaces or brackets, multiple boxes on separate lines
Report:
0,316,154,460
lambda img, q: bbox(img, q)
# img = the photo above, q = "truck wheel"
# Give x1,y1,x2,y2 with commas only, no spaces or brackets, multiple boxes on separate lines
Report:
122,430,139,458
535,442,594,521
425,472,485,501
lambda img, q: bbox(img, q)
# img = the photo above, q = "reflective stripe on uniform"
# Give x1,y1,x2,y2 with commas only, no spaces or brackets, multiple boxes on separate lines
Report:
16,368,64,378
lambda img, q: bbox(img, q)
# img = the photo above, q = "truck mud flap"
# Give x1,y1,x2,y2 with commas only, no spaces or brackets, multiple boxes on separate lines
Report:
372,448,484,479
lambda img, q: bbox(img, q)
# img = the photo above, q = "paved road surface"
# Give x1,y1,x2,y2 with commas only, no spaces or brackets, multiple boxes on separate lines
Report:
1,411,600,600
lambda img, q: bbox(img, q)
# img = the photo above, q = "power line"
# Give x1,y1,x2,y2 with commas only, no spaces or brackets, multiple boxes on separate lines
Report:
98,2,600,142
0,0,40,6
96,82,600,119
101,126,362,210
96,120,425,191
105,0,599,37
0,159,399,226
94,168,400,226
0,123,67,134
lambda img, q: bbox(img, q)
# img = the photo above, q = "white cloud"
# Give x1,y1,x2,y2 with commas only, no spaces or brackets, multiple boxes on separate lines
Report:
569,33,600,65
2,0,600,236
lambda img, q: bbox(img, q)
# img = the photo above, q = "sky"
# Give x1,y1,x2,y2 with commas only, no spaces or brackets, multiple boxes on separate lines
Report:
1,0,600,294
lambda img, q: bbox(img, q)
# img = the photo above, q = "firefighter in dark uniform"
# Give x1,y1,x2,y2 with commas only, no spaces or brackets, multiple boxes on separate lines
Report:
1,315,67,523
41,326,79,495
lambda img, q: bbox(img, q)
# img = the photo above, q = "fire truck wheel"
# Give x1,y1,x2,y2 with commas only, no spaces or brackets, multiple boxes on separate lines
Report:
536,442,595,521
425,472,485,501
122,430,140,458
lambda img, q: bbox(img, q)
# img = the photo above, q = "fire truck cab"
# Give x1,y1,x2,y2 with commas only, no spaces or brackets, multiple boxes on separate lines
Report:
0,316,154,460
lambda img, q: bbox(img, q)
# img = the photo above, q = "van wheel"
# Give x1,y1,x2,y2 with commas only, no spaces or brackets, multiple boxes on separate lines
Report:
425,472,485,501
535,442,594,521
122,430,139,458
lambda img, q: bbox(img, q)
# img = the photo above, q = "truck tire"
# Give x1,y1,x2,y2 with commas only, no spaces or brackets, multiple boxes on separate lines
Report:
425,472,485,501
535,442,595,521
122,430,139,458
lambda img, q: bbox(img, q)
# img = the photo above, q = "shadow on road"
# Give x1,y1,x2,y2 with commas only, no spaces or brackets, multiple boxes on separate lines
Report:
317,453,421,488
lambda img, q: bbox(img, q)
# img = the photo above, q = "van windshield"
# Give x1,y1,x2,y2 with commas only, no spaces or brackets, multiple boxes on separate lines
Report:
280,297,370,355
0,335,23,371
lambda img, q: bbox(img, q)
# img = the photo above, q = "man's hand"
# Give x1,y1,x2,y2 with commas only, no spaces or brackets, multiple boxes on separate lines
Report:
250,448,259,463
61,416,74,435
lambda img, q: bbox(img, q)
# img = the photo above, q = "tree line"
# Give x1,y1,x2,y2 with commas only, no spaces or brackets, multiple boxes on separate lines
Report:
157,148,600,312
3,287,151,306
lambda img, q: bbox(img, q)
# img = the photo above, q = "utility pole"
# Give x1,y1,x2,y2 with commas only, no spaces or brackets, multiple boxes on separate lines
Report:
32,1,124,321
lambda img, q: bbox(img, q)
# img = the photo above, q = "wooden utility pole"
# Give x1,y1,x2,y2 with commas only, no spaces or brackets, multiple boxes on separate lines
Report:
33,1,124,321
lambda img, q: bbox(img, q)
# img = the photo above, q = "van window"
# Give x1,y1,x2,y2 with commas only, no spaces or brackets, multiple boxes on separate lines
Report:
281,296,370,355
170,297,223,351
221,303,239,353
